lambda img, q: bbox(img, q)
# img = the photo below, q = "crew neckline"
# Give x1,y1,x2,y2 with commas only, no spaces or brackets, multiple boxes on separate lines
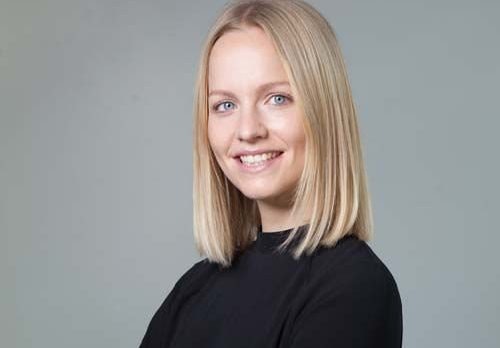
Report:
254,224,309,254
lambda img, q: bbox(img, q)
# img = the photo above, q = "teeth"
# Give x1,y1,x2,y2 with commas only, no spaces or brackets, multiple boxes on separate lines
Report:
240,151,281,165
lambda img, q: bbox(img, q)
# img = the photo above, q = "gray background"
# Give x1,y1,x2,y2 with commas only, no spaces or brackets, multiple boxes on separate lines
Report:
1,0,498,347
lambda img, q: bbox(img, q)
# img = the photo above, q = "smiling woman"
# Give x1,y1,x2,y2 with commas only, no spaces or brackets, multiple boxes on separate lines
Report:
139,0,403,347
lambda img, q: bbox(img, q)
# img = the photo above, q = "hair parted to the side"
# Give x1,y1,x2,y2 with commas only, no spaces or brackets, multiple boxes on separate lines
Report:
192,0,374,268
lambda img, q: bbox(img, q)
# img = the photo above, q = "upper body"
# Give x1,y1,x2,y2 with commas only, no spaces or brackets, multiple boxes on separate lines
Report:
143,2,403,347
139,225,403,348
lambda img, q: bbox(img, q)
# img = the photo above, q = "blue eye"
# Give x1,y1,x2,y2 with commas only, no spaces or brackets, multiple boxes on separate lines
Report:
214,101,235,112
212,94,292,113
270,94,290,105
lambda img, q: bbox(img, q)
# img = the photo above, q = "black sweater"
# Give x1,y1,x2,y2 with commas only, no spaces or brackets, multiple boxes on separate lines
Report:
139,225,403,347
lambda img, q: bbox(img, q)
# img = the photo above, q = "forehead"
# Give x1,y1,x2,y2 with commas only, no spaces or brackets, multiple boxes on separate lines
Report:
208,27,289,90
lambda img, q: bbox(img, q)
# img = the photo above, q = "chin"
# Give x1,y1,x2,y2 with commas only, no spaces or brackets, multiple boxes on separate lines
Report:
232,181,278,200
238,188,274,201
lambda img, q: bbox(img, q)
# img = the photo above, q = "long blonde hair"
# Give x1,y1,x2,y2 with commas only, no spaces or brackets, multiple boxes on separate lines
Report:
192,0,373,268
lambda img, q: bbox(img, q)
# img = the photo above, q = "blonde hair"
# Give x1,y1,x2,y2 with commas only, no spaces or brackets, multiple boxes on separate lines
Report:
192,0,374,268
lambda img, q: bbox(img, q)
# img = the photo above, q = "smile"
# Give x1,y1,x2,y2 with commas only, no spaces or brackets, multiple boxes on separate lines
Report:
239,151,282,165
235,151,284,173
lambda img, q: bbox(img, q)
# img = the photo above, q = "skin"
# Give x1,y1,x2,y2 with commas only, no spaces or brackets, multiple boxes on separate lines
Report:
207,26,307,233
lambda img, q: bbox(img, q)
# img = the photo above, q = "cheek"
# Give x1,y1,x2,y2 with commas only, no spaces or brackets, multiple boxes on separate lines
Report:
278,115,306,152
207,119,220,151
207,118,230,157
297,132,307,154
291,115,306,152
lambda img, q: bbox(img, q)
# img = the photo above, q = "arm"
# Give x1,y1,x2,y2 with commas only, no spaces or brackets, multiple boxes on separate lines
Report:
139,276,184,348
139,259,210,348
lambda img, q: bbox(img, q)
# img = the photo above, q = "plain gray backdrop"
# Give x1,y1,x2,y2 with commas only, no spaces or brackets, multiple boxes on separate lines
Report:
1,0,499,347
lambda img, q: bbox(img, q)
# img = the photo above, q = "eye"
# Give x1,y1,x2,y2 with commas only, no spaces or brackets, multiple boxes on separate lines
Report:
213,101,236,113
269,94,291,106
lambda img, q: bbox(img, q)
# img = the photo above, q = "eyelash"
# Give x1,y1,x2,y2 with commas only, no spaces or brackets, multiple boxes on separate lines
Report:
212,93,293,113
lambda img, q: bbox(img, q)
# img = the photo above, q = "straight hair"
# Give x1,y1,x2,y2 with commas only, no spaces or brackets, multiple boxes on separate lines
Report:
192,0,374,268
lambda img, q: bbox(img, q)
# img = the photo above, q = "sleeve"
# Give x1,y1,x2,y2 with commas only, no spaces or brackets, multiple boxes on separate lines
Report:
139,259,208,348
288,263,403,348
138,276,184,348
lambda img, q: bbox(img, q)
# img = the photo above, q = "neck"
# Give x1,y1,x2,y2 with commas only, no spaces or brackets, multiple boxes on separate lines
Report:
257,198,309,233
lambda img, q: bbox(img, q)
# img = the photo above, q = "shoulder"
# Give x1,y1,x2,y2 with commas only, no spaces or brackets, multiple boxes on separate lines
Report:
289,236,403,347
141,258,218,340
149,258,218,318
140,258,218,346
307,235,402,308
171,257,219,295
312,235,398,280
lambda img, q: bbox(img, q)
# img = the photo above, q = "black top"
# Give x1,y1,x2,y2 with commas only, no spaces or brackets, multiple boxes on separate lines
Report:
139,225,403,347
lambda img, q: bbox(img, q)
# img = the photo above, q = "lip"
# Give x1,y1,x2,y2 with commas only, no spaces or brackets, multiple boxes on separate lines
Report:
234,151,284,173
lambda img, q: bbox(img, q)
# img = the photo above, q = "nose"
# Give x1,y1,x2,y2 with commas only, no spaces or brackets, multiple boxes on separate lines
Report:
236,104,268,142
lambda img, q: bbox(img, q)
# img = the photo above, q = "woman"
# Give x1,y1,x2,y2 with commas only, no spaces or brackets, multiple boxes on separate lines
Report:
140,0,403,347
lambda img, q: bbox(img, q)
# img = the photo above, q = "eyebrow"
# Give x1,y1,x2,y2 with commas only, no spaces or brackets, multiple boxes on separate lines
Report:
208,81,290,98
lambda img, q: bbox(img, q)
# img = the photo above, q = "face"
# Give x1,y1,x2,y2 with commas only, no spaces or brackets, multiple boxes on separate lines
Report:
207,26,306,207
